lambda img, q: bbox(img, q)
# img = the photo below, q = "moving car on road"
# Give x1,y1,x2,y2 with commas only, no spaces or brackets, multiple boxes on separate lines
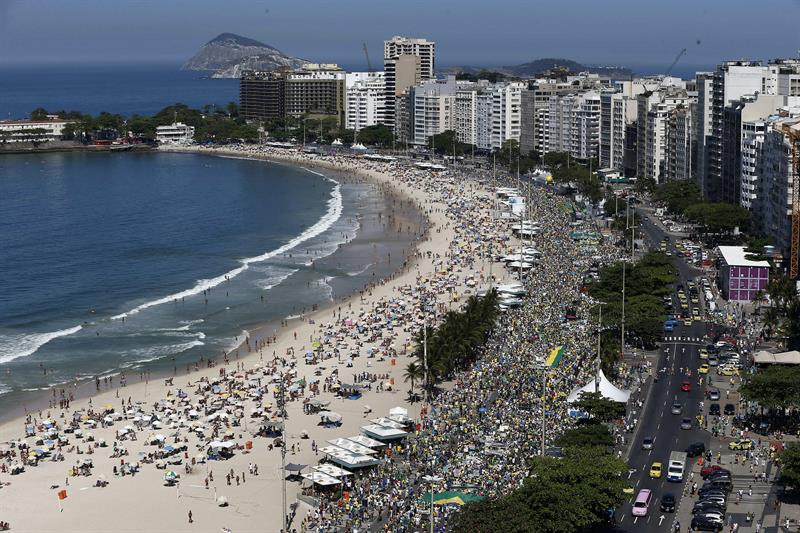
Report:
660,493,676,513
631,489,652,517
681,380,691,392
650,462,662,478
642,436,655,450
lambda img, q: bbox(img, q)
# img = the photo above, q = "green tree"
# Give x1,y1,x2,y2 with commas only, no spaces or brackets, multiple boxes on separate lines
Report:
652,180,702,215
30,107,49,120
572,392,625,423
226,101,239,117
356,124,394,148
403,362,424,393
427,129,472,156
451,448,627,533
554,422,615,448
740,365,800,411
779,444,800,490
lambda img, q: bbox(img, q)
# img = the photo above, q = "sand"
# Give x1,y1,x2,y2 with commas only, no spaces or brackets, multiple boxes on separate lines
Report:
0,146,494,533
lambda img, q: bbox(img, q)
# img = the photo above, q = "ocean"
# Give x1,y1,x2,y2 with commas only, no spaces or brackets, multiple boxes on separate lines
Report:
0,62,238,119
0,150,419,406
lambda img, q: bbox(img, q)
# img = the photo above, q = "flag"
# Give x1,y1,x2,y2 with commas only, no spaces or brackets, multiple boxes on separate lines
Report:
546,346,564,368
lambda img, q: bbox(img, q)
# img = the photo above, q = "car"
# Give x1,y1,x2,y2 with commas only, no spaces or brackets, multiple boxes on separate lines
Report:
687,442,706,457
708,356,719,367
724,404,736,416
699,348,709,359
699,482,731,495
709,403,721,415
691,515,724,532
696,511,726,523
708,389,720,401
671,402,682,414
681,417,693,430
681,301,689,309
684,318,692,326
728,439,752,450
660,493,676,513
693,500,726,514
718,366,739,376
699,363,710,374
698,494,728,507
692,296,700,303
623,485,635,495
701,465,730,478
641,437,655,450
681,380,691,392
650,462,663,478
631,489,652,517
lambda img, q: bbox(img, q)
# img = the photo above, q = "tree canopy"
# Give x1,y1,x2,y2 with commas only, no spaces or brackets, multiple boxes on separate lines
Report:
451,448,627,533
572,392,625,423
683,202,751,235
740,365,800,411
652,180,702,215
554,422,615,449
779,444,800,490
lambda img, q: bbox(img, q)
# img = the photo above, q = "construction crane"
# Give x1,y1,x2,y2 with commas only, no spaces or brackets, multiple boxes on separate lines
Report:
643,48,688,93
362,42,373,72
780,122,800,278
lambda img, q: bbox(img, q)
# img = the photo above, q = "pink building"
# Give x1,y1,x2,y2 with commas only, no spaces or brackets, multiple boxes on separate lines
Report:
717,246,770,302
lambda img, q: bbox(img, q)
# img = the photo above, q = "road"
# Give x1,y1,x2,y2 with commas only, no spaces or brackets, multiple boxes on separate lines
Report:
616,209,712,532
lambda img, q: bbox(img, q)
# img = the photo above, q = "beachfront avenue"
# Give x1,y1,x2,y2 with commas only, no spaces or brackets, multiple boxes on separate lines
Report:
2,144,664,532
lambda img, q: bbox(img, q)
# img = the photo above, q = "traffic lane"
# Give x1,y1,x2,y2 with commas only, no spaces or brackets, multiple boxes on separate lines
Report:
620,343,683,531
622,337,708,532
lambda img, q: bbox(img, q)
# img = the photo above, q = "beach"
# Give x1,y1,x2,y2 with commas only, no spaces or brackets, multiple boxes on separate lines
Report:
0,144,642,533
0,145,493,532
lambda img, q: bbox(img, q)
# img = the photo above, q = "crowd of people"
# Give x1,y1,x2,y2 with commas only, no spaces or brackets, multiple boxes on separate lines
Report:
0,144,640,532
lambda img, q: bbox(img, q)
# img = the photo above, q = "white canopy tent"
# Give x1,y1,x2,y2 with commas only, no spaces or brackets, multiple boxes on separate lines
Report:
566,369,631,404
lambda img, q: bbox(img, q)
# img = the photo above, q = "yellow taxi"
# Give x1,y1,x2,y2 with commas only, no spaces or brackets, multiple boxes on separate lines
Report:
699,349,709,360
649,462,663,478
718,366,739,376
728,439,753,451
691,295,699,304
683,317,692,326
698,363,710,374
681,301,689,309
692,307,700,317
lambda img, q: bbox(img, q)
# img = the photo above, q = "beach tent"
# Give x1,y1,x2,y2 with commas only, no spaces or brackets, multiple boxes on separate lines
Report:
566,369,630,404
284,463,307,473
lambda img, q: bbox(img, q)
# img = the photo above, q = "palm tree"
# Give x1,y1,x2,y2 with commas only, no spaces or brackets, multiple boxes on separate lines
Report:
403,361,424,393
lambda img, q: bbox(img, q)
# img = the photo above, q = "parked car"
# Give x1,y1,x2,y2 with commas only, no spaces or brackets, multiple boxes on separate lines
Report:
724,404,736,416
687,442,706,457
707,389,720,401
709,403,720,416
691,515,724,532
701,466,729,479
728,439,752,451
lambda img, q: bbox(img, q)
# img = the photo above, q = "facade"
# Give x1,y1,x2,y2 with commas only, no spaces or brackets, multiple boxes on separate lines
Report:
487,82,524,151
284,64,346,123
636,89,692,183
665,105,693,181
240,70,286,121
760,116,800,258
155,122,195,144
345,72,386,132
600,90,640,174
547,91,601,159
695,73,715,195
383,36,434,129
410,77,457,147
717,246,770,302
0,117,73,143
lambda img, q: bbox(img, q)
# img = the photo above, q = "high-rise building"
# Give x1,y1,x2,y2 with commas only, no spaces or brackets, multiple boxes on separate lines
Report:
345,72,385,132
240,70,287,121
487,82,524,151
760,115,800,257
520,82,575,157
547,91,601,159
284,64,346,124
694,72,714,194
410,77,457,147
383,36,435,129
636,88,692,183
240,64,345,124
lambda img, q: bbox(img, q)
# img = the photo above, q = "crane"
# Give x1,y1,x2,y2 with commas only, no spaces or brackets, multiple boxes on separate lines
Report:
779,122,800,279
362,42,373,72
643,48,688,93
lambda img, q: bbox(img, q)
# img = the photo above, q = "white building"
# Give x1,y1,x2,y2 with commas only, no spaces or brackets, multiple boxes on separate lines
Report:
411,77,457,147
636,89,693,183
760,115,800,257
156,122,195,144
547,91,601,159
345,72,385,132
487,82,524,151
0,117,73,143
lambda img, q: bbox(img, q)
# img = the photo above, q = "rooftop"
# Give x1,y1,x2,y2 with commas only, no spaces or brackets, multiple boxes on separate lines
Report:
717,245,770,268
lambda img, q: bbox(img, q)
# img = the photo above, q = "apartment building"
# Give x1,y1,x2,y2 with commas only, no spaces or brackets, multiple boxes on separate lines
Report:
636,89,693,183
547,91,601,160
345,72,385,132
383,36,435,129
760,115,800,257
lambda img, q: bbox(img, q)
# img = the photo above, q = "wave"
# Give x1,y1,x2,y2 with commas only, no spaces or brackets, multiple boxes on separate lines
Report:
347,263,373,277
0,325,83,364
112,171,342,320
254,266,298,290
123,339,206,366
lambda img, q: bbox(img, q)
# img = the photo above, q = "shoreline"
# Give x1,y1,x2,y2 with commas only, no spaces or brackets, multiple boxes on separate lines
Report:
0,148,427,427
0,144,489,532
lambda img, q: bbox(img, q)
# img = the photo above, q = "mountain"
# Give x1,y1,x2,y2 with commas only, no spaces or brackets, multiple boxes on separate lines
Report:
182,33,307,79
503,58,632,79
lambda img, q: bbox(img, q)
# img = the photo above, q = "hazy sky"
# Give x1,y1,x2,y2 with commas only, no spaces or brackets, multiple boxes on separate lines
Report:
1,0,799,69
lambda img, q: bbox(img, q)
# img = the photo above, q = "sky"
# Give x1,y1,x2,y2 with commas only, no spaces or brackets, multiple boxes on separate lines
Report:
1,0,799,71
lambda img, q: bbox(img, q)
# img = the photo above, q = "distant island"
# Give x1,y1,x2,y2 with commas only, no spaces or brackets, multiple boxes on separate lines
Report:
183,33,307,79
